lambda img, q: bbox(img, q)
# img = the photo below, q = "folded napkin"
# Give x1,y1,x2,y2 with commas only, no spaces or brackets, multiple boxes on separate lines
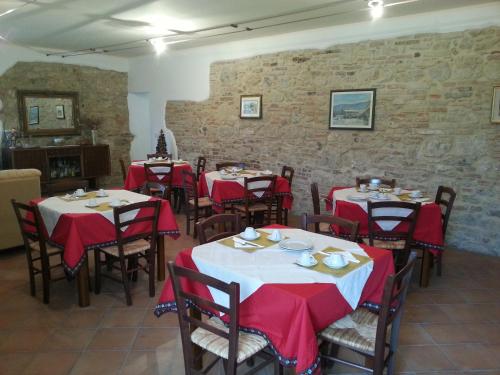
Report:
322,248,360,264
233,238,258,249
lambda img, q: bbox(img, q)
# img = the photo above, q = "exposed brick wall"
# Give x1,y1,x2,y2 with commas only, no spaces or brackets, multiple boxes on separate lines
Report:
0,62,131,186
166,27,500,255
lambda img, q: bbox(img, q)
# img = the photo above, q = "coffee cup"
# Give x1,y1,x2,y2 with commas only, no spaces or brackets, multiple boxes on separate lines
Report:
243,227,258,240
111,198,121,207
75,188,85,196
368,182,378,190
97,188,106,197
393,187,402,195
88,198,97,206
299,252,315,266
269,229,282,242
359,184,367,192
411,190,422,198
327,253,347,268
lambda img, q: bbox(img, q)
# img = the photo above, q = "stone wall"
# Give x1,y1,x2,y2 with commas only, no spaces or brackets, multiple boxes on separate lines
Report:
166,27,500,256
0,62,131,186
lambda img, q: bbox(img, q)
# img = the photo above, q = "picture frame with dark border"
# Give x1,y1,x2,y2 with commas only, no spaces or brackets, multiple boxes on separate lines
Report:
28,106,39,125
491,86,500,124
240,95,262,119
329,89,376,130
56,104,65,119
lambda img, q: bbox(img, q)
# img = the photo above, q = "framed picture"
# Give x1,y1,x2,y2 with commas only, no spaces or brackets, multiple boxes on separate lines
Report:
55,104,65,119
240,95,262,119
329,89,376,130
491,86,500,124
28,106,39,125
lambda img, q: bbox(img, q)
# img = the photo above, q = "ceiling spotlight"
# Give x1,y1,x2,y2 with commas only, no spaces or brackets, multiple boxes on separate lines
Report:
149,37,167,55
0,8,16,17
368,0,384,19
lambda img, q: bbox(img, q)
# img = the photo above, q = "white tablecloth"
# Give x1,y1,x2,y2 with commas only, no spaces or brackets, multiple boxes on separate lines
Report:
191,228,374,310
205,170,272,198
37,190,150,236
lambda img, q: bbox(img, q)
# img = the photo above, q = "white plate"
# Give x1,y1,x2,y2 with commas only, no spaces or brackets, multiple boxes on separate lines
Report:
240,232,261,241
96,193,108,198
347,194,367,202
85,202,99,208
279,239,313,251
370,195,391,201
221,174,238,180
295,258,318,268
322,258,348,269
261,170,273,175
109,201,125,208
413,197,430,202
75,193,87,197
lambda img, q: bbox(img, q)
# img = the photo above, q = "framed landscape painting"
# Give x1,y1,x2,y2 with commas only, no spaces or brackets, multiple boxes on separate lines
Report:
329,89,376,130
240,95,262,119
492,86,500,123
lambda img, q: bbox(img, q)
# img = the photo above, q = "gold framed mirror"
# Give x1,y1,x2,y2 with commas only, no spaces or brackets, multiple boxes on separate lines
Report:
17,90,80,136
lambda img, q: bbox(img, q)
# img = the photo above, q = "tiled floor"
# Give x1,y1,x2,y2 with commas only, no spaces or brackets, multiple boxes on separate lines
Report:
1,213,499,374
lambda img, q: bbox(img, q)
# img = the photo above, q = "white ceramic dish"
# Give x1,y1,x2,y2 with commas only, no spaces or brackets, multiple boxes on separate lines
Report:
240,232,261,241
267,234,282,242
261,170,273,175
85,202,99,208
75,192,87,197
221,174,238,180
370,195,391,201
96,193,108,198
347,194,368,202
109,200,125,208
279,239,313,251
322,257,348,269
295,258,318,268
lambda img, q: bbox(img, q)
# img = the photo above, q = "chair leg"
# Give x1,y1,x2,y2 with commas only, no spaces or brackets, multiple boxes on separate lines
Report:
26,253,36,297
274,359,284,375
119,257,132,306
41,256,51,304
420,249,432,288
284,208,288,226
105,254,113,271
436,252,442,276
193,209,199,238
94,249,101,294
148,251,156,298
186,207,191,236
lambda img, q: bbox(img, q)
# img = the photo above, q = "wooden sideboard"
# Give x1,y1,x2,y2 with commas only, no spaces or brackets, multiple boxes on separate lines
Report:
2,145,111,194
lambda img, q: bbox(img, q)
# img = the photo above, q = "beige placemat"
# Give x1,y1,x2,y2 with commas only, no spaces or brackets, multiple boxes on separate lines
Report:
217,230,284,253
239,170,258,176
58,191,98,202
88,203,114,212
296,247,371,278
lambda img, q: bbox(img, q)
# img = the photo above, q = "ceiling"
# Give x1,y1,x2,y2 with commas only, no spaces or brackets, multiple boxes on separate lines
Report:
0,0,495,57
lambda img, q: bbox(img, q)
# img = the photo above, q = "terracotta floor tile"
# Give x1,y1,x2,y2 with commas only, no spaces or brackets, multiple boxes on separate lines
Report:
23,351,80,375
121,350,185,375
440,343,500,370
403,305,452,324
0,328,51,352
440,304,495,323
0,352,33,374
41,328,96,351
70,351,127,375
132,327,180,351
395,345,457,372
399,324,434,345
60,309,105,329
142,309,179,327
458,289,500,303
423,323,476,344
87,327,138,350
101,308,147,327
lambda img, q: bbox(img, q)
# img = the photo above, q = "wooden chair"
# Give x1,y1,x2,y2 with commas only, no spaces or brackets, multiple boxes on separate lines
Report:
271,166,294,225
196,156,207,180
319,252,417,375
216,162,246,171
94,200,161,305
143,162,174,202
196,214,241,245
11,199,65,304
182,170,212,237
310,182,333,233
301,213,360,242
367,201,420,272
419,186,457,287
167,262,282,375
356,177,396,188
232,176,276,228
119,158,128,183
147,152,172,159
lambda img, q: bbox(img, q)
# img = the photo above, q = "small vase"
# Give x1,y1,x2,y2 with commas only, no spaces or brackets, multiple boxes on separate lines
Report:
91,130,98,145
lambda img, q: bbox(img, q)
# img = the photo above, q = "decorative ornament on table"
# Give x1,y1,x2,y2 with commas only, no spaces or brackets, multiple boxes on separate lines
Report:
6,128,19,148
81,117,101,145
156,129,168,155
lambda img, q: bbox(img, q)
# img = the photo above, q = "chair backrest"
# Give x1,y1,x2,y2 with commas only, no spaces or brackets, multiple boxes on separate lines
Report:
373,251,417,372
281,166,294,188
181,170,199,207
119,159,127,183
435,186,456,238
196,156,206,180
167,261,240,375
367,201,420,270
301,213,359,242
356,177,396,188
216,162,246,171
112,200,161,259
11,199,47,254
310,182,321,216
243,175,276,203
147,152,172,159
196,214,241,244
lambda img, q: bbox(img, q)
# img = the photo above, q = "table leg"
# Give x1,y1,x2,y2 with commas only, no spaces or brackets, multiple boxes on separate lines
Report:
276,196,283,225
190,308,203,369
77,257,90,307
420,249,432,288
157,235,165,281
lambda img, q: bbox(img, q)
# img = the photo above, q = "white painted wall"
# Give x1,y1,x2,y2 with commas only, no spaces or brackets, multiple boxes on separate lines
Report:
128,1,500,150
127,93,152,160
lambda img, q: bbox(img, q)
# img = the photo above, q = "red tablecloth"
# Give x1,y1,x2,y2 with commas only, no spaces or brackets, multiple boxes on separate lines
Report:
326,187,444,254
32,196,179,276
198,172,293,213
155,225,394,375
124,162,193,191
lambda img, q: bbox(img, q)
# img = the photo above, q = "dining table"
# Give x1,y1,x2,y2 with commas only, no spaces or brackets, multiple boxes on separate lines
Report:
155,225,394,375
123,159,193,191
198,170,293,216
32,189,180,307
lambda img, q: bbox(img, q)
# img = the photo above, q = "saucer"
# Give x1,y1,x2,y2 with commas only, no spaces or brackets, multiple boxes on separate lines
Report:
279,239,313,251
261,170,273,175
109,200,124,208
240,232,261,241
96,193,108,198
75,192,87,197
295,258,318,268
85,202,99,208
370,194,391,201
267,234,282,242
323,258,348,269
221,174,238,180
